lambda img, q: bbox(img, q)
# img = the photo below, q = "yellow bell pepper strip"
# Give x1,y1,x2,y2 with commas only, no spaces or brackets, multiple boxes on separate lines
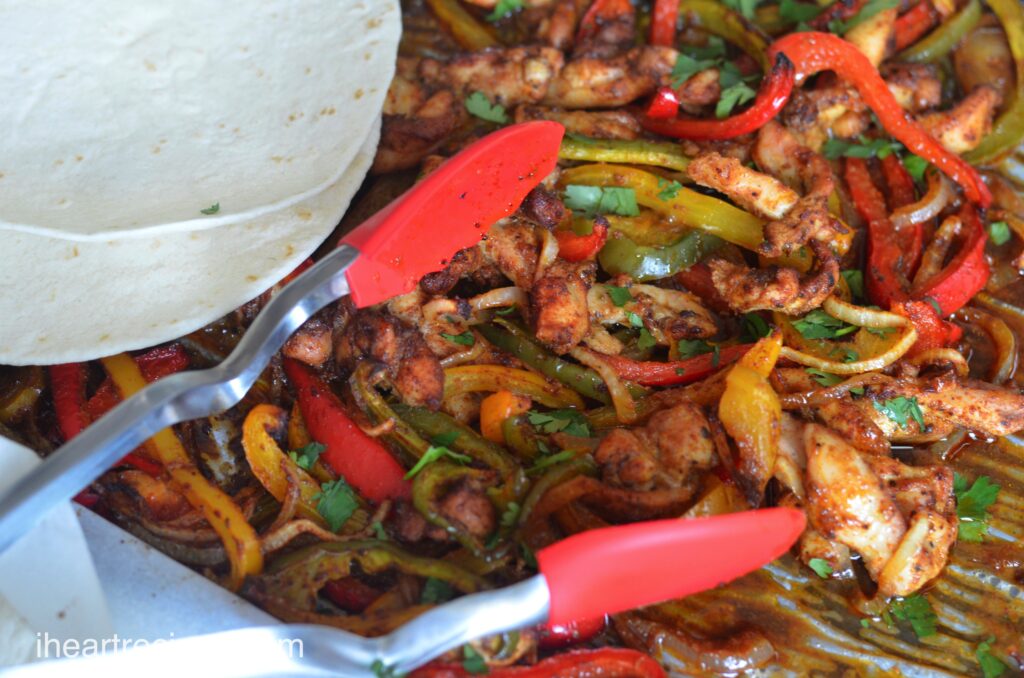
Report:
423,0,499,51
899,0,981,64
717,333,782,505
559,136,691,173
241,404,328,527
101,353,262,590
0,367,42,425
677,0,772,69
479,390,532,443
964,0,1024,165
444,365,584,409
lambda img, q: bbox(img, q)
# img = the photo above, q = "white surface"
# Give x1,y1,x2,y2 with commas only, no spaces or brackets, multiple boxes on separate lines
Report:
0,437,112,666
0,117,380,365
0,0,399,239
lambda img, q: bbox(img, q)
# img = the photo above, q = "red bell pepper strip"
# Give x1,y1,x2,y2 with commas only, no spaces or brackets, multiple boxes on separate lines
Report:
322,578,382,613
913,204,990,317
675,263,732,313
650,0,680,47
646,86,682,119
49,363,89,441
283,358,410,503
768,32,991,207
845,157,908,309
87,344,191,420
893,1,939,52
576,0,633,47
640,54,795,141
411,648,667,678
600,344,752,387
893,300,963,356
555,220,608,262
879,154,924,276
537,616,606,650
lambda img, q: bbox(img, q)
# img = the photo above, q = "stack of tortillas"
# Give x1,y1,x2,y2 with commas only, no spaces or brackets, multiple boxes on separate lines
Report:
0,0,401,365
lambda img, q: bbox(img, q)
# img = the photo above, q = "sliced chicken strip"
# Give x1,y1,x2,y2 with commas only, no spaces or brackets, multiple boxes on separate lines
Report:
918,86,1003,155
544,46,677,109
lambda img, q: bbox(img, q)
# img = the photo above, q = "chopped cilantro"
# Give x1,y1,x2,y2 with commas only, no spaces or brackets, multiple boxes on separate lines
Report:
626,311,645,328
841,269,865,300
526,449,577,474
521,543,539,569
793,309,858,340
527,409,591,437
200,202,220,215
716,81,757,118
866,326,896,338
499,501,521,529
779,0,824,23
313,478,359,532
465,91,508,124
873,396,926,430
822,135,900,160
370,659,403,678
808,558,833,578
888,593,937,639
671,53,718,89
954,474,1000,542
830,0,900,34
840,348,859,363
441,331,475,346
288,441,325,471
902,154,929,183
860,618,871,629
657,178,683,201
677,339,717,359
606,285,633,307
371,520,388,541
563,185,640,217
636,328,657,351
462,645,490,675
486,0,523,21
432,431,461,447
976,637,1009,678
404,445,472,480
421,577,455,604
741,313,772,341
722,0,761,19
806,368,843,387
688,35,727,60
849,386,866,396
988,221,1012,246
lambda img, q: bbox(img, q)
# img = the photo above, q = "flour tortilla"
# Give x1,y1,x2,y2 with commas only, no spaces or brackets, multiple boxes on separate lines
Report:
0,0,398,240
0,120,379,365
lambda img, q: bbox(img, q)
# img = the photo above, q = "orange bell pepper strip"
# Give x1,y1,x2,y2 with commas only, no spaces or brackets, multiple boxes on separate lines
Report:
893,1,939,52
101,353,262,589
479,390,532,443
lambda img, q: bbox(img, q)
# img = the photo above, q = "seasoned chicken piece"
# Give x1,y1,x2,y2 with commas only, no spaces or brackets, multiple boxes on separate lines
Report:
530,259,594,354
954,24,1015,103
419,47,565,106
844,7,896,67
479,218,540,289
888,378,1024,438
687,151,800,220
587,282,717,344
877,510,956,597
782,84,869,151
881,63,942,113
544,46,677,109
709,240,839,315
383,59,427,116
282,314,334,368
437,477,498,539
864,456,957,519
538,0,578,51
804,424,906,579
572,0,635,59
918,86,1003,155
374,90,467,174
594,402,716,491
798,525,854,577
420,246,490,296
336,309,445,410
815,400,891,456
775,413,807,498
515,105,641,139
520,186,569,230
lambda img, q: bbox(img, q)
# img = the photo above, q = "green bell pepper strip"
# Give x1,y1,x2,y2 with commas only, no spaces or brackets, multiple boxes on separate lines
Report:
349,363,431,464
965,0,1024,164
502,413,544,462
598,230,725,281
677,0,772,69
516,457,597,529
412,462,500,558
898,0,981,64
559,136,691,173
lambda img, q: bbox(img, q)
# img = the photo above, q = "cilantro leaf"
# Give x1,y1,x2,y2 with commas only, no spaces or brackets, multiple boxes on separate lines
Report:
370,659,403,678
741,313,772,341
831,0,900,34
841,269,865,300
657,178,683,201
793,309,859,340
954,474,1000,542
313,478,359,532
441,331,475,346
808,557,833,578
288,441,325,471
822,135,900,160
902,154,929,183
486,0,523,22
404,445,472,480
716,82,757,118
526,449,577,474
563,185,640,217
976,637,1009,678
888,594,937,639
527,409,591,437
499,501,521,529
421,577,455,604
462,645,489,675
671,53,717,88
626,311,645,328
677,339,717,359
636,328,657,351
520,543,539,569
200,202,220,215
779,0,824,23
988,221,1012,246
873,396,926,430
465,91,508,124
722,0,761,19
688,35,727,60
606,285,632,307
806,368,843,387
371,520,388,540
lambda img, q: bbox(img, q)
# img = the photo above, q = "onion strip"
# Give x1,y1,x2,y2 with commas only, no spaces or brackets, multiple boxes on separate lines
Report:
779,324,918,374
911,215,962,288
891,170,954,230
468,286,528,314
822,296,908,328
957,307,1017,384
905,348,970,378
535,228,560,282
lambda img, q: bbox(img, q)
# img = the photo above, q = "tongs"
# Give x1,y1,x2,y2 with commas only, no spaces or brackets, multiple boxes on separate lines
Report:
8,509,804,677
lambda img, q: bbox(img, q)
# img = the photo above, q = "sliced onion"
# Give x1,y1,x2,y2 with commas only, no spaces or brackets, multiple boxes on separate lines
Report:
439,339,486,367
957,307,1017,383
261,519,350,555
905,348,970,378
535,228,560,281
891,170,954,230
779,324,918,374
823,296,909,329
912,215,962,288
571,347,637,424
468,286,528,314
